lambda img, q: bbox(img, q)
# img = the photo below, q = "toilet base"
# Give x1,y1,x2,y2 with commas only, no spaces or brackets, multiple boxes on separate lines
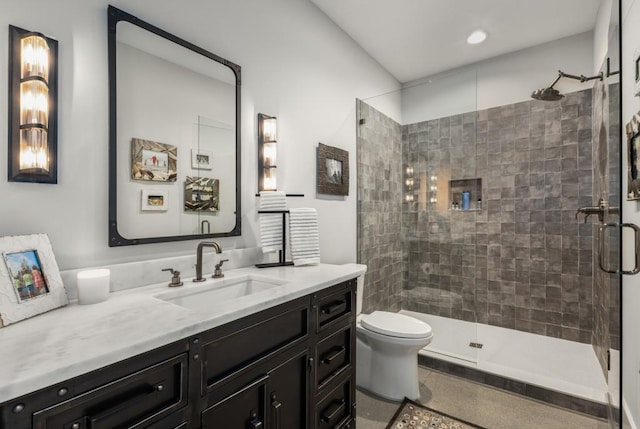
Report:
356,331,428,401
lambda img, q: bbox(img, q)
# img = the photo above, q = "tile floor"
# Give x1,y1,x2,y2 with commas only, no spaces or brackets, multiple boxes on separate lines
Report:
356,367,610,429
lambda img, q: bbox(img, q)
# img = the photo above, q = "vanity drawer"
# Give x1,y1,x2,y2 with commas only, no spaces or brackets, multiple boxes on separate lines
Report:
201,298,309,390
315,279,355,331
32,353,188,429
315,375,354,429
316,325,353,391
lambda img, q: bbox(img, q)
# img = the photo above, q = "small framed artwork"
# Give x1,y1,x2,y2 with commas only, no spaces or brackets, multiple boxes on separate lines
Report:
184,176,220,212
141,189,169,211
0,233,67,327
317,143,349,196
626,111,640,200
131,138,177,182
191,149,213,170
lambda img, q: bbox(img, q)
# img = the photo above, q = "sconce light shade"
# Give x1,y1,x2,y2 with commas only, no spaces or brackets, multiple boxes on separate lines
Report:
8,25,58,183
258,113,277,191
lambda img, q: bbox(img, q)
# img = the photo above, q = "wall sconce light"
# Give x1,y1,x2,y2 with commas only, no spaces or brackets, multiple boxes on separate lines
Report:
405,166,414,202
258,113,277,191
8,25,58,183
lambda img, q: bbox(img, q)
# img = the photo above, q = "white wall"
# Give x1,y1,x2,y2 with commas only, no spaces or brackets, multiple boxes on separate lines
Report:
400,32,594,123
0,0,400,270
622,0,640,426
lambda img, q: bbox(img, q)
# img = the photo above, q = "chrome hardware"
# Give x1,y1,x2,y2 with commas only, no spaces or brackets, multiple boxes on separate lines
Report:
213,259,229,278
576,198,619,223
71,423,81,429
599,223,640,275
57,387,68,396
156,384,164,391
12,403,24,413
161,268,183,287
194,241,222,282
193,353,200,360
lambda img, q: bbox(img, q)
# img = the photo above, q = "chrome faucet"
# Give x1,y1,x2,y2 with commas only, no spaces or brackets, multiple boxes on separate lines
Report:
194,241,222,282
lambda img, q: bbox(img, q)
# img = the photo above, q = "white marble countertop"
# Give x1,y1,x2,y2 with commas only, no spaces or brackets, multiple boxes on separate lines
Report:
0,263,365,403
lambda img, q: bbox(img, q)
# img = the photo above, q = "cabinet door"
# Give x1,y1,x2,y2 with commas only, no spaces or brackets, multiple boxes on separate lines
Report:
201,375,268,429
268,350,310,429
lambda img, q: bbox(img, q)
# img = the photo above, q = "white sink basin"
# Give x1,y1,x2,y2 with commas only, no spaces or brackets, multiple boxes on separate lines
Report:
154,274,287,312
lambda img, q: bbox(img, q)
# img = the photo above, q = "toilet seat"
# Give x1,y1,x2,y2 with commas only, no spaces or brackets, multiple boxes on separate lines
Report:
360,311,432,339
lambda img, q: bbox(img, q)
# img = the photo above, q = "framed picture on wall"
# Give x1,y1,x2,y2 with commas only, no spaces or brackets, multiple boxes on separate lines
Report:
184,176,220,212
0,233,68,327
191,149,213,170
317,143,349,196
131,138,177,182
627,111,640,200
141,189,169,211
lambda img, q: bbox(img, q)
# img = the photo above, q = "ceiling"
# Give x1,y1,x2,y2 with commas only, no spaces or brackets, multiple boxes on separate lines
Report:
310,0,603,83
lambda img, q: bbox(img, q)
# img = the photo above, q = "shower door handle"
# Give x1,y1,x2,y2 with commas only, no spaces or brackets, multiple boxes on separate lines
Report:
598,222,640,274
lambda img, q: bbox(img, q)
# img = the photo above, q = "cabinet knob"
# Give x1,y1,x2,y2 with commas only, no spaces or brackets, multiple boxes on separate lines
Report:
57,387,68,396
155,384,164,392
12,403,24,413
193,353,200,360
248,416,263,428
71,422,81,429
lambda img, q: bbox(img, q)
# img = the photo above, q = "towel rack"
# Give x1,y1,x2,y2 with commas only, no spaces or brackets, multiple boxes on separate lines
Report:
256,209,294,268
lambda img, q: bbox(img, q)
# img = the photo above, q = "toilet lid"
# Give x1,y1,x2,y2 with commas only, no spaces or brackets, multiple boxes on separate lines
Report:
361,311,432,339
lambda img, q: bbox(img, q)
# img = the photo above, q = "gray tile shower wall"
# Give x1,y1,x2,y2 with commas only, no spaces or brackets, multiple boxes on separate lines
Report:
356,100,404,313
401,89,597,344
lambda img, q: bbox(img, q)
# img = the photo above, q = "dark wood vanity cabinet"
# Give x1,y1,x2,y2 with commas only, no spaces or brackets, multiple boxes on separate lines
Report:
0,278,357,429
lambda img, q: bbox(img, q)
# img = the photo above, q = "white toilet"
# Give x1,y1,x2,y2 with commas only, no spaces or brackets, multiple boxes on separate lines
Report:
355,276,433,401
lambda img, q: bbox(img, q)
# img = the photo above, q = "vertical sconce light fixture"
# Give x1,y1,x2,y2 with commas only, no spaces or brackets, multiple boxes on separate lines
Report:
258,113,277,191
8,25,58,183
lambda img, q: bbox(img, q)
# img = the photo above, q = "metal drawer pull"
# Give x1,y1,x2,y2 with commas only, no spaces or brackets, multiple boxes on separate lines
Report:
248,415,263,428
321,399,345,423
321,346,346,365
599,222,640,274
321,301,346,315
88,385,158,427
271,393,282,429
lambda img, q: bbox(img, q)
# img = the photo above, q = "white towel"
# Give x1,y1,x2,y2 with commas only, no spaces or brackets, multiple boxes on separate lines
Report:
289,208,320,266
259,191,287,253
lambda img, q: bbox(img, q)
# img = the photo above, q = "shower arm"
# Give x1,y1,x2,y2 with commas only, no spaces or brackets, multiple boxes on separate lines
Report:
555,70,603,85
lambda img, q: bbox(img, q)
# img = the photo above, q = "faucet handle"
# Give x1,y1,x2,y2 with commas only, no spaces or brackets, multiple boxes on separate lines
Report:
162,268,184,287
213,259,229,279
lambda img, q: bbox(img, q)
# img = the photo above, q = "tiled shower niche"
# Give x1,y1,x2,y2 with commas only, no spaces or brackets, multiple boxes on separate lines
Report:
449,178,482,211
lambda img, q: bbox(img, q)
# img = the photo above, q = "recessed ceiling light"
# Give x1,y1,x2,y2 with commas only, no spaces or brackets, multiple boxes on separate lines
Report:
467,29,488,45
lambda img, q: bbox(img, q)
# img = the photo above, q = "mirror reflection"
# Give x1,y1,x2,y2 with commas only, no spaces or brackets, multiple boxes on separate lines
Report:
108,7,241,246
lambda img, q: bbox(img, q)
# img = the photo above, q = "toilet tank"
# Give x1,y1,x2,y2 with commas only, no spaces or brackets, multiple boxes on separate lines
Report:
356,274,364,316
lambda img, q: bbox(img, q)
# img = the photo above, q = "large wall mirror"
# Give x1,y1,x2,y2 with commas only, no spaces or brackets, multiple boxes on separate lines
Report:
108,6,241,246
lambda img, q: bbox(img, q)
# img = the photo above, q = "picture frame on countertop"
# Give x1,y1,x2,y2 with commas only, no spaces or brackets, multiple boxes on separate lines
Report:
0,233,68,327
317,143,349,196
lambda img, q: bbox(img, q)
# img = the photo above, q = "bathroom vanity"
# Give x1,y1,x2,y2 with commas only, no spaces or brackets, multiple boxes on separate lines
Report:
0,264,364,429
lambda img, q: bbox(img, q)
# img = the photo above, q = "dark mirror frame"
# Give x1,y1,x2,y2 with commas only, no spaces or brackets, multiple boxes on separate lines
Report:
107,5,241,246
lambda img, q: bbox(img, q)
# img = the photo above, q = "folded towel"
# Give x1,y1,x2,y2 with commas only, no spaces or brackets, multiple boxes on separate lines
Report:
289,208,320,266
259,191,287,253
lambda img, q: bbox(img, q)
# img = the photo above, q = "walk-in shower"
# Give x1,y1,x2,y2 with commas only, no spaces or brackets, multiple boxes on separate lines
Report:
357,48,621,423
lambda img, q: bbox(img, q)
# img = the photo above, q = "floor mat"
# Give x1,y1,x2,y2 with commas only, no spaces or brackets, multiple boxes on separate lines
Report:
385,397,486,429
